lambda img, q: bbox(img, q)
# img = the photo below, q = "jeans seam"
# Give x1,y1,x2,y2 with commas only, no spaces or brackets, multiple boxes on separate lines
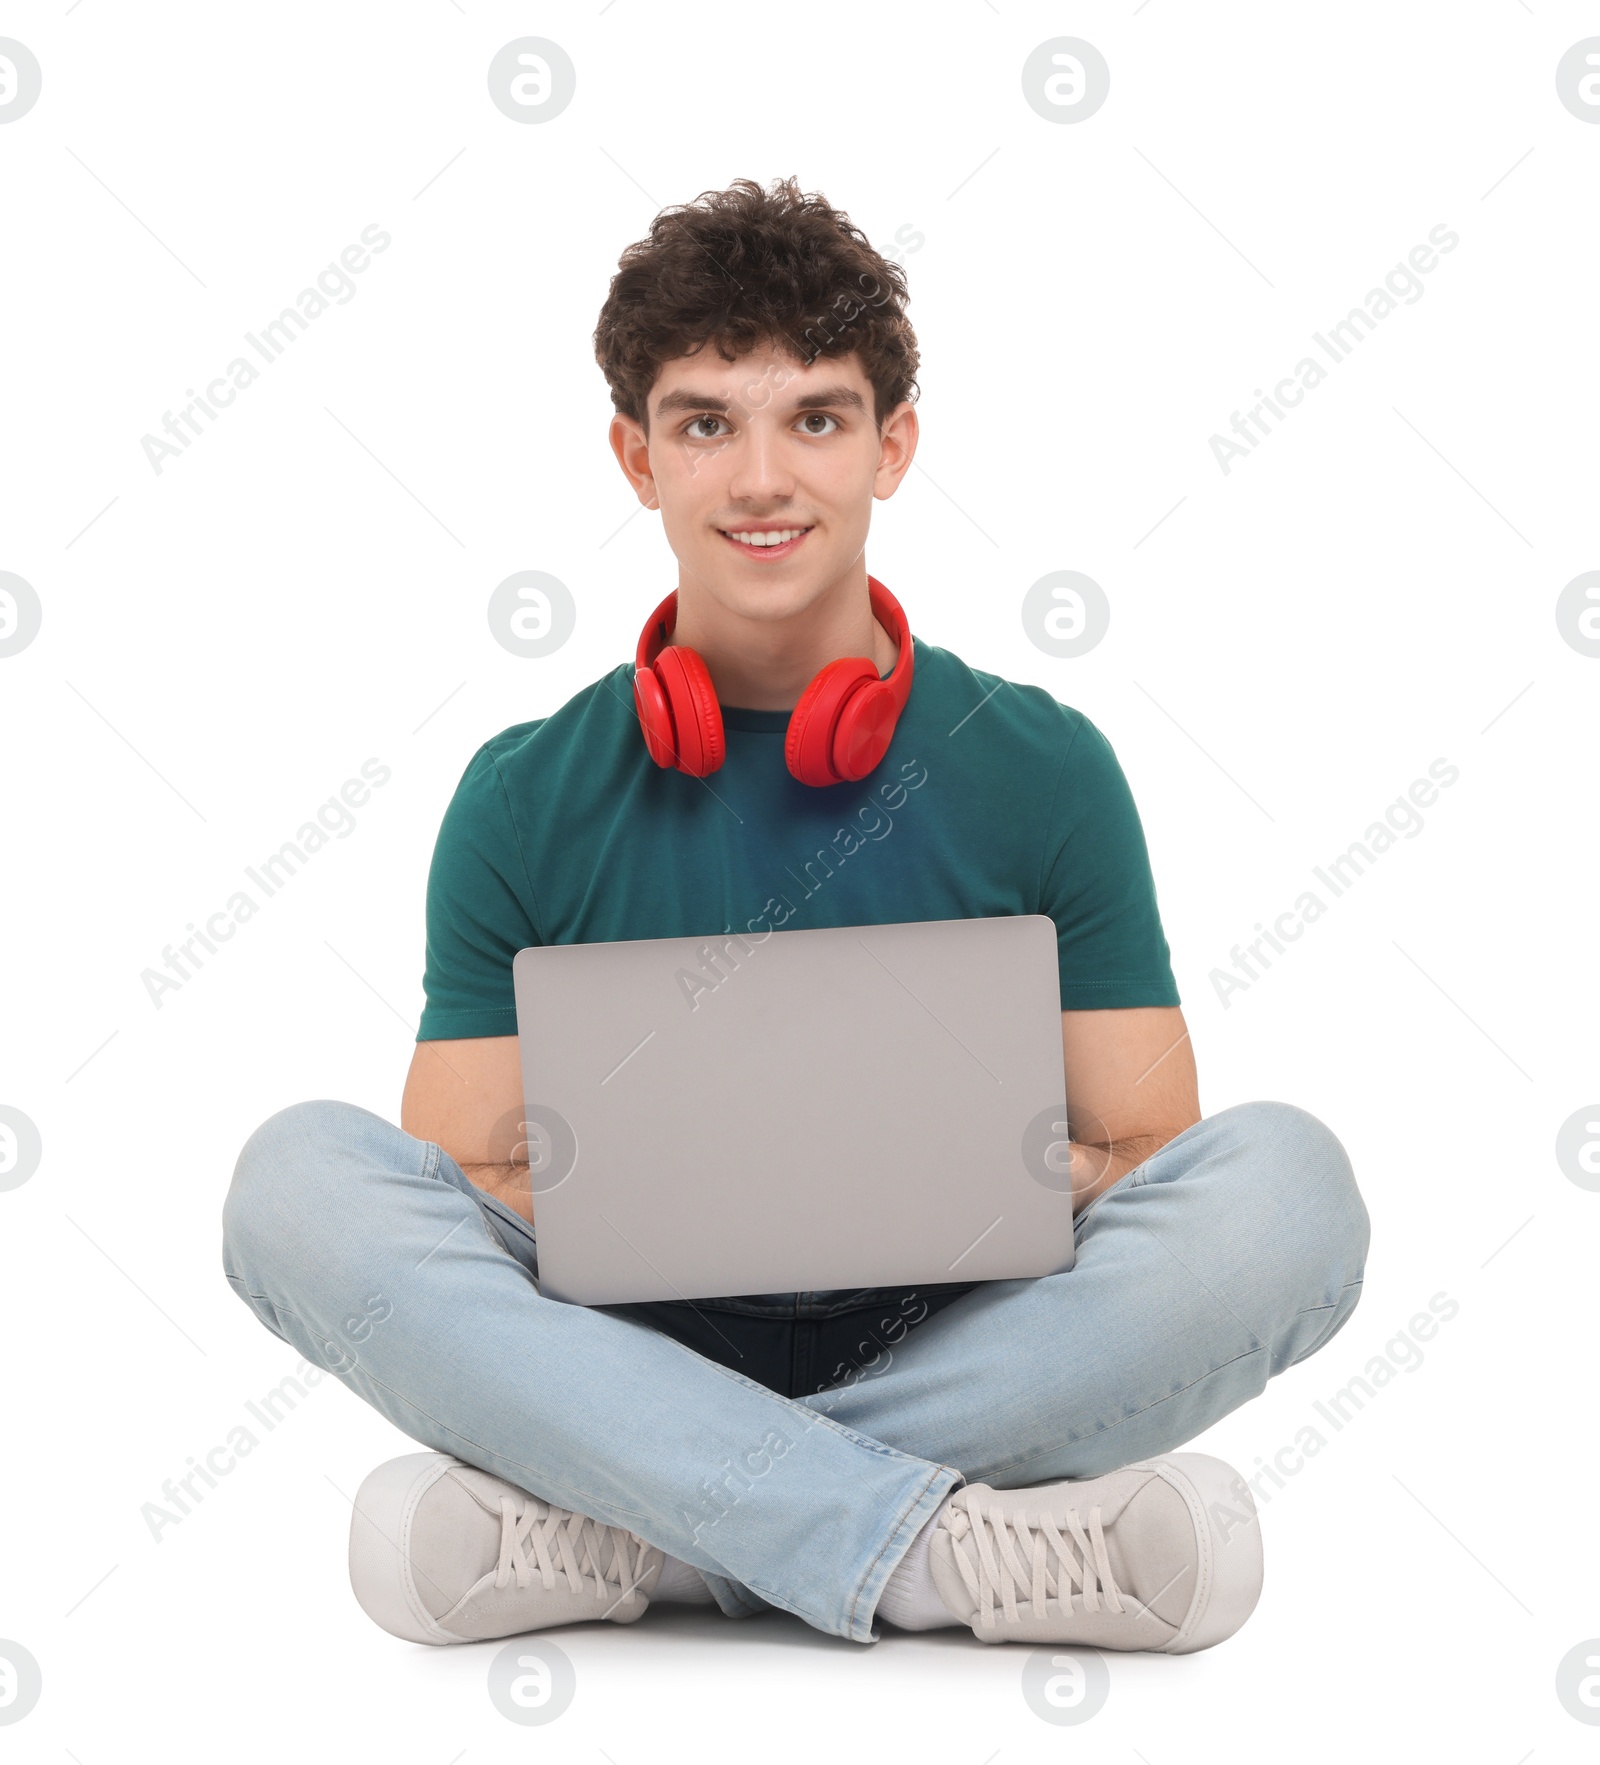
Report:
225,1270,309,1329
698,1572,771,1620
843,1459,956,1638
1285,1279,1364,1367
1296,1277,1364,1317
984,1342,1270,1483
332,1325,932,1533
679,1336,943,1468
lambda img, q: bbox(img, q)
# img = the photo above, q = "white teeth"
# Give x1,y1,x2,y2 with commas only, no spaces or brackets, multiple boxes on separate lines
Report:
724,528,808,546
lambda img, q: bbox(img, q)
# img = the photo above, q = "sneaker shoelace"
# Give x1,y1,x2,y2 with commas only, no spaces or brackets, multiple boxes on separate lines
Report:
944,1489,1127,1630
494,1494,658,1612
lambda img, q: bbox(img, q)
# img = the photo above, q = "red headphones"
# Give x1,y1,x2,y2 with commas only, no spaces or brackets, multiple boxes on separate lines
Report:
633,576,915,786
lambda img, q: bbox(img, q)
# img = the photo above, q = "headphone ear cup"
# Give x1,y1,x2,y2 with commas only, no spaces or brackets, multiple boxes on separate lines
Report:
829,679,899,781
652,644,725,776
785,657,878,787
633,667,679,769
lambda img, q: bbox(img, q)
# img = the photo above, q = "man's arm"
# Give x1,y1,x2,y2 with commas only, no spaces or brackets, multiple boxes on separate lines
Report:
1059,1004,1200,1213
400,1006,1199,1227
401,1036,533,1221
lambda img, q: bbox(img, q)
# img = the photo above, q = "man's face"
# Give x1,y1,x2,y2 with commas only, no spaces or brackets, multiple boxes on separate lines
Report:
610,341,916,624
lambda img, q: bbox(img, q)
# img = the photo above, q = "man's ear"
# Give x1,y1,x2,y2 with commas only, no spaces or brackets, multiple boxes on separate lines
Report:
872,399,919,502
609,412,659,509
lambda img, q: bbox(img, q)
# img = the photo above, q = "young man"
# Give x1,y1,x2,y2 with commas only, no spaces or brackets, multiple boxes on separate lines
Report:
222,177,1369,1650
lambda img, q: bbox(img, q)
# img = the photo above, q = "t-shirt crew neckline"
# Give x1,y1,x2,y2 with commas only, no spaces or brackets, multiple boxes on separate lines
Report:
715,646,904,734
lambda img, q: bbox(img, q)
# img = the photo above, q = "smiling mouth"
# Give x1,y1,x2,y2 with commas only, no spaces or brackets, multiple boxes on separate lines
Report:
717,525,813,560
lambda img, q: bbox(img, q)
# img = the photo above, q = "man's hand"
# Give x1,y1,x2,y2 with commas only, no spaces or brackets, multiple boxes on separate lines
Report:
1059,1005,1201,1213
1064,1134,1168,1211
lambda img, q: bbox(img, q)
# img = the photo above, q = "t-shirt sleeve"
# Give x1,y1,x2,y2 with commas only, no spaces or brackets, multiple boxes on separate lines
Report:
1039,711,1181,1010
416,744,542,1041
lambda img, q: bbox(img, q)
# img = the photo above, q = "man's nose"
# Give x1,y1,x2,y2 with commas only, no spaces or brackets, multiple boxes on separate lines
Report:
727,423,796,503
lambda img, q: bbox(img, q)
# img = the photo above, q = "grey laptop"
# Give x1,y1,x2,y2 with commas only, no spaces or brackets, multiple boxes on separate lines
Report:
511,913,1076,1305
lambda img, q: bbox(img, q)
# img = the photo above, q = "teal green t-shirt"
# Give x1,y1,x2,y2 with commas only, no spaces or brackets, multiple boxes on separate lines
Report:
416,637,1179,1040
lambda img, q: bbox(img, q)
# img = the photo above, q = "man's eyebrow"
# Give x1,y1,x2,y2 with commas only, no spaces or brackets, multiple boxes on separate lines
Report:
655,389,731,418
653,383,867,419
791,384,866,414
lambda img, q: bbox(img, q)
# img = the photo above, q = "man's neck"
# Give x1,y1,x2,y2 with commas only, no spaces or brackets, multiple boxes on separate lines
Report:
666,564,899,712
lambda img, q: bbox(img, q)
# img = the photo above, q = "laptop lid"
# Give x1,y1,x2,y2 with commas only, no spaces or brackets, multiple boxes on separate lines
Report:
512,913,1076,1305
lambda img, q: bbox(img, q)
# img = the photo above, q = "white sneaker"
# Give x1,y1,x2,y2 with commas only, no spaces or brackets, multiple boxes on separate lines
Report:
348,1452,665,1644
928,1452,1263,1651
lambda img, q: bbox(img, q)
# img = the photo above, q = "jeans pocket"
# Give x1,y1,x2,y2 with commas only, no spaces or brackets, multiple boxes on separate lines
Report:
1071,1163,1150,1242
474,1192,539,1276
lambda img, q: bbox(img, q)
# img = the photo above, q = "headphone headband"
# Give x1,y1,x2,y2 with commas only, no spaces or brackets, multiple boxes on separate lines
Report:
636,577,913,705
633,576,914,784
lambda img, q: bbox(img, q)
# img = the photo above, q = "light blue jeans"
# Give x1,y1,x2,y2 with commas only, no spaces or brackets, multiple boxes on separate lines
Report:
221,1098,1368,1643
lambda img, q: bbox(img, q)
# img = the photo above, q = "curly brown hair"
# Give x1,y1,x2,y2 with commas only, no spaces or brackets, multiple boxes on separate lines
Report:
593,175,920,434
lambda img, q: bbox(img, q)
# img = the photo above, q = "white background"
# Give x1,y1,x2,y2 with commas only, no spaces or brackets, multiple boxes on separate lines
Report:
2,1,1597,1757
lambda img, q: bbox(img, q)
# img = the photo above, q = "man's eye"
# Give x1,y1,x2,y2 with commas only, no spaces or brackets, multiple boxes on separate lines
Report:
798,412,839,435
686,414,728,439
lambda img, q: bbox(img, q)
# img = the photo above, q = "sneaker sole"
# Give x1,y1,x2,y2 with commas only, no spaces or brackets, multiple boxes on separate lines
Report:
348,1451,465,1644
1131,1452,1265,1653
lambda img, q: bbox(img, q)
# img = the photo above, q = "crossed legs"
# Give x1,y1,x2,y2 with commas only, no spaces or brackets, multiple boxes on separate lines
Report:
221,1098,1368,1642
